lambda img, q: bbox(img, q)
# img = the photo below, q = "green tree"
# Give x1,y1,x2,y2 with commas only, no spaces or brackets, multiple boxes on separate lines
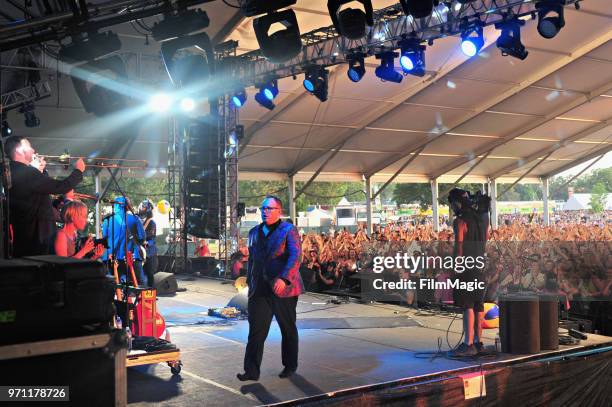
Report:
590,182,607,213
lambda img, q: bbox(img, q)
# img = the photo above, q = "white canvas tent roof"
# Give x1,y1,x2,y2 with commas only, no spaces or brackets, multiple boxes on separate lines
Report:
563,193,612,210
2,1,610,183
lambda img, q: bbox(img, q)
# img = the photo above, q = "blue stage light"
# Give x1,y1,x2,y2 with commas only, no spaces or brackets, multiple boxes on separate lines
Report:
461,27,484,57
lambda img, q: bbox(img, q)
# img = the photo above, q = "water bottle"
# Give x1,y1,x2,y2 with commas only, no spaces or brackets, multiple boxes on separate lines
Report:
125,326,132,351
115,315,122,330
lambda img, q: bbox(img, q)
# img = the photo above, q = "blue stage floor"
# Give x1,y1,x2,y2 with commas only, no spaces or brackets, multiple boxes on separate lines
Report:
126,277,611,406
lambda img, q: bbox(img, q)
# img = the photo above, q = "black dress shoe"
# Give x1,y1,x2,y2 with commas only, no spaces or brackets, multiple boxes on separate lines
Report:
278,368,296,378
236,372,259,381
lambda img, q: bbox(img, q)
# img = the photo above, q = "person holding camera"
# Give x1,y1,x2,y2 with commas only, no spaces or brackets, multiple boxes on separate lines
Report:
54,200,104,259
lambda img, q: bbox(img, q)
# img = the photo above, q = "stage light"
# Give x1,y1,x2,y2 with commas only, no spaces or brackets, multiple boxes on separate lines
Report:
496,19,529,60
461,26,484,57
1,120,12,137
328,0,374,40
19,102,40,128
161,32,214,86
240,0,297,17
149,93,173,113
232,90,247,108
374,51,402,83
303,66,329,102
536,1,565,39
346,53,366,82
261,79,279,101
399,0,434,19
399,38,426,77
253,9,302,63
59,31,121,63
254,91,275,110
180,98,196,112
152,9,210,42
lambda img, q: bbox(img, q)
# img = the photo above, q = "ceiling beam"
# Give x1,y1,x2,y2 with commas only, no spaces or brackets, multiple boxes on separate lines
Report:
364,30,612,179
430,78,612,179
542,145,612,179
489,117,612,179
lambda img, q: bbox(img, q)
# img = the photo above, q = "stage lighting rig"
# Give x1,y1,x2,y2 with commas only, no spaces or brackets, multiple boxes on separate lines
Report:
399,0,437,19
495,18,528,60
399,37,426,77
328,0,374,40
347,53,366,83
232,89,247,108
19,102,40,128
59,31,121,63
303,67,329,102
152,9,210,42
461,26,484,57
253,9,302,63
374,51,402,83
536,1,565,39
239,0,297,17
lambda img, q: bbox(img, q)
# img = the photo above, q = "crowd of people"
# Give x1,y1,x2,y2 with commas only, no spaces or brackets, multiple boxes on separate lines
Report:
292,215,611,305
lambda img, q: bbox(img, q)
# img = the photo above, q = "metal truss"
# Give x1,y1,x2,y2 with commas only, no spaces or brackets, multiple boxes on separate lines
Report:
219,0,580,87
0,81,51,111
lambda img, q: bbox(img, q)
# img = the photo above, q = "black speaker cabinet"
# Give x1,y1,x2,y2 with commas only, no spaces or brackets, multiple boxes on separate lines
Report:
153,272,178,295
0,332,127,406
499,293,540,354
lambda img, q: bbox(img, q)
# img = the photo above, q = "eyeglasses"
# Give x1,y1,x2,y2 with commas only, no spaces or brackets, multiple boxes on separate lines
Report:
261,206,280,212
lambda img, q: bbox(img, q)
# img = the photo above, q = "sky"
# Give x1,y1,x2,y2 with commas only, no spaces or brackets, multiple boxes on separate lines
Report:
555,152,611,179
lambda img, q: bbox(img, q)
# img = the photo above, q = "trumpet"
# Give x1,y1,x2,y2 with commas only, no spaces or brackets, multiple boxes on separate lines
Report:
37,154,148,170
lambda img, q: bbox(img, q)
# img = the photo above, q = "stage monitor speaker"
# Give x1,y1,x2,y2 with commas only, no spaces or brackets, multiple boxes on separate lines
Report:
227,293,248,314
499,294,540,354
539,293,559,350
154,272,178,295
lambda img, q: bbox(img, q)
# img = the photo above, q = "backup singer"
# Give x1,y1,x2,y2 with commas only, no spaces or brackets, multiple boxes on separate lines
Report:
5,136,85,257
54,200,104,259
237,196,304,381
138,199,158,287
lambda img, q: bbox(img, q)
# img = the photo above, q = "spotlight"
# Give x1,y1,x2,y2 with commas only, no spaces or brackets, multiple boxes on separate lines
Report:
495,19,529,60
19,102,40,128
232,90,247,108
346,53,366,82
399,38,426,77
461,26,484,57
399,0,434,19
180,98,196,112
1,120,12,137
303,66,329,102
261,79,279,101
149,93,173,113
161,32,214,86
536,1,565,39
328,0,374,40
253,9,302,63
374,51,402,83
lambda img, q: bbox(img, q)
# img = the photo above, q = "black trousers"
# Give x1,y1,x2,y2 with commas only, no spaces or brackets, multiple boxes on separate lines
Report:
243,294,299,377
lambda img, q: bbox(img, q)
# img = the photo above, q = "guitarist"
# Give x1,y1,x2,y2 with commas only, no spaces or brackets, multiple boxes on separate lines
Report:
138,199,158,287
101,196,147,286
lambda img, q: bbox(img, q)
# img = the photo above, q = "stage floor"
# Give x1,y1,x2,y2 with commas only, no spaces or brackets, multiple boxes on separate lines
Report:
127,277,612,406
